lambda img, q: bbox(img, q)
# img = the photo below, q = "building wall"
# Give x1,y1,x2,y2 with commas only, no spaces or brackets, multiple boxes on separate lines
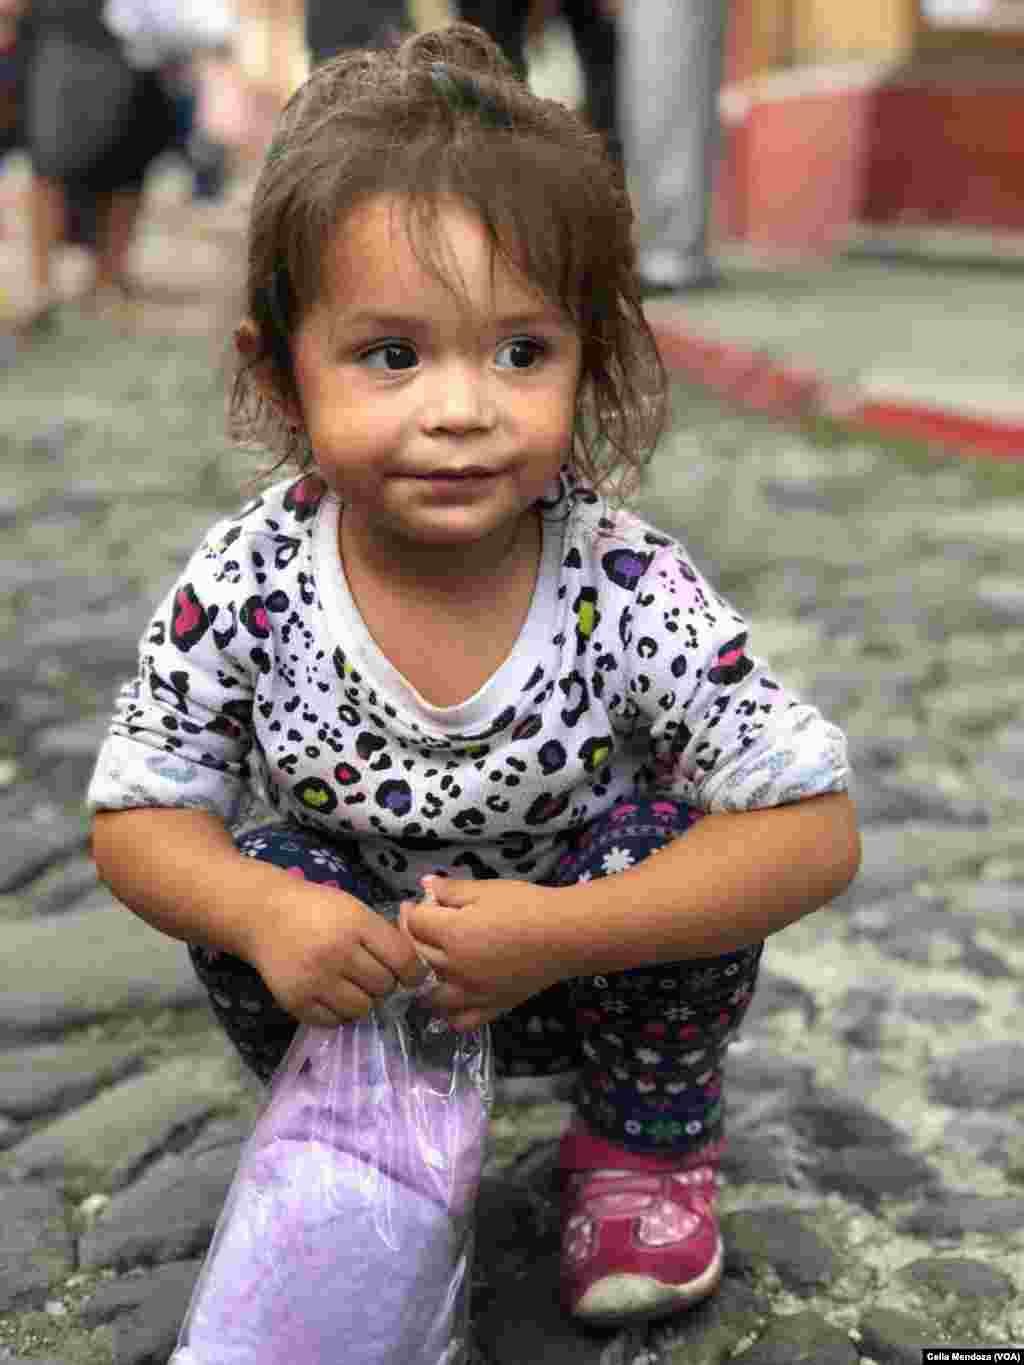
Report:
719,0,1024,247
791,0,916,61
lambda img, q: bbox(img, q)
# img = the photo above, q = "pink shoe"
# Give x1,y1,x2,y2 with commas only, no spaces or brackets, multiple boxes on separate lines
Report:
559,1128,724,1326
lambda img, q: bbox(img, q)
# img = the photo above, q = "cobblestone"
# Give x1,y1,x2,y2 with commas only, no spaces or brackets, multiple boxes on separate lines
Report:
1,185,1023,1363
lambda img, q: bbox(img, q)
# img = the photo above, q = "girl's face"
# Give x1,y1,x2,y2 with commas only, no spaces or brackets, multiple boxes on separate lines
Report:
283,194,582,562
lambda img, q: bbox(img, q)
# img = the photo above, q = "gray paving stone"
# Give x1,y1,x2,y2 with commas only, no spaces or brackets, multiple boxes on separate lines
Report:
899,991,983,1026
31,715,112,762
78,1142,241,1271
2,1056,238,1187
720,1133,813,1187
957,939,1016,979
722,1048,815,1103
114,1297,190,1365
21,604,151,661
722,1208,836,1290
729,1310,858,1364
741,971,818,1028
898,1256,1015,1301
828,826,932,911
816,1147,941,1210
0,1183,75,1311
898,1195,1024,1239
846,899,967,945
0,902,206,1040
0,1358,69,1365
0,492,22,527
853,776,989,828
961,879,1024,924
0,1038,144,1121
976,576,1024,624
790,1090,911,1151
928,1042,1024,1108
655,1278,765,1362
856,1306,930,1365
25,854,101,915
27,417,75,462
474,1254,611,1365
77,1259,201,1328
833,988,888,1048
0,817,89,894
973,724,1024,801
12,690,70,735
846,733,933,773
943,1114,1020,1168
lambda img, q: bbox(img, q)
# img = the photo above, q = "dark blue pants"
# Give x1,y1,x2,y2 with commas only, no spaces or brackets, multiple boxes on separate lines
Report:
189,798,762,1155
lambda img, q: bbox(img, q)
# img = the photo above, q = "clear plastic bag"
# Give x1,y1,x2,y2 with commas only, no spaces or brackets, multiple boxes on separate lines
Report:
171,902,493,1365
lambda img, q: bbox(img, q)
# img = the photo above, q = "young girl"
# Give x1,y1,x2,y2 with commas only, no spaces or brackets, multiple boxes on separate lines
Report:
90,23,859,1329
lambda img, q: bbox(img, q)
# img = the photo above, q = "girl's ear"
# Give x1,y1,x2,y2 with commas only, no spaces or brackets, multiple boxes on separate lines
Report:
234,318,303,425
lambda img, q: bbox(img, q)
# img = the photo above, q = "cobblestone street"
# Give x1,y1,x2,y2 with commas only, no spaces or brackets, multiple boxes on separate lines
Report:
1,185,1024,1363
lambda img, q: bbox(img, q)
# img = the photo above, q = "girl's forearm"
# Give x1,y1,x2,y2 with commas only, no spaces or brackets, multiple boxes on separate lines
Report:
91,807,293,962
546,792,860,977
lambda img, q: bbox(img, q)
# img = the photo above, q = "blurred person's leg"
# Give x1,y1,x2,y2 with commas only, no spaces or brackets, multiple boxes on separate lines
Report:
457,0,529,79
26,172,62,321
561,0,621,166
64,182,97,249
305,0,409,65
93,188,142,295
619,0,728,292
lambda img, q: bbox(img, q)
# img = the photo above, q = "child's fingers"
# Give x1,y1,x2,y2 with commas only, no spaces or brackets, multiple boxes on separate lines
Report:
347,943,407,997
427,980,473,1015
401,895,449,953
362,914,432,988
410,939,446,970
419,875,478,907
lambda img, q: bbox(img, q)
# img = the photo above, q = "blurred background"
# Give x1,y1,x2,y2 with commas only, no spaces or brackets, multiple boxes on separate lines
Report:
4,0,1024,318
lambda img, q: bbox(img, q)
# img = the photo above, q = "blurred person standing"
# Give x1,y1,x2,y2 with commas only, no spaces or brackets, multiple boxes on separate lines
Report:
304,0,409,65
0,0,25,162
458,0,620,163
19,0,234,331
617,0,728,293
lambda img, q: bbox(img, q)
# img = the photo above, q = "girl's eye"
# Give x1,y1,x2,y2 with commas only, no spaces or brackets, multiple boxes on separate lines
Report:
495,338,546,370
361,342,418,371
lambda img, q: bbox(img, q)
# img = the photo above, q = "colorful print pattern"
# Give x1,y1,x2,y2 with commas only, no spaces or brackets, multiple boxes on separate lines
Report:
88,468,848,900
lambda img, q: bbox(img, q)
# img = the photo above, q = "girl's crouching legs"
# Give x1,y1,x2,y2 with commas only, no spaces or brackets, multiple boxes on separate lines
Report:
187,824,391,1084
550,796,765,1325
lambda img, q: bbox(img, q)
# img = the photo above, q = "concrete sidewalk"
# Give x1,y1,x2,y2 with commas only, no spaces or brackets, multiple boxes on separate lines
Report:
646,244,1024,463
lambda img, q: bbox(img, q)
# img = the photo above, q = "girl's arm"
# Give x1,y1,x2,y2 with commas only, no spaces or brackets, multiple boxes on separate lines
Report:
92,808,428,1024
543,790,860,974
405,791,860,1029
92,807,284,961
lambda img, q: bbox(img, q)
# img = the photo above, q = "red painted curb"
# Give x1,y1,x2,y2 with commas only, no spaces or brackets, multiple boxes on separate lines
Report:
650,318,1024,464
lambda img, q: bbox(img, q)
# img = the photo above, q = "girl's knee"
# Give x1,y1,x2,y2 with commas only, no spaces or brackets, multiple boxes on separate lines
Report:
234,823,353,883
553,795,701,885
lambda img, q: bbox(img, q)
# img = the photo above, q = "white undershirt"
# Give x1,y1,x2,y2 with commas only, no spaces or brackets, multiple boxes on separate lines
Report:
312,496,565,736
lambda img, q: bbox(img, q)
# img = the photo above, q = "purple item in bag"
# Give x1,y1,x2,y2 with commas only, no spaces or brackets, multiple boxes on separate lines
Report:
172,903,493,1365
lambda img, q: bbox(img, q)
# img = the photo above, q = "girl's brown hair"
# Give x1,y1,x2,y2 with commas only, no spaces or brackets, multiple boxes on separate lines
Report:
231,22,666,502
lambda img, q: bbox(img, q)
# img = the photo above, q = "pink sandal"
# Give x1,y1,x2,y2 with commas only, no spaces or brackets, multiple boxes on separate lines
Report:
559,1126,724,1326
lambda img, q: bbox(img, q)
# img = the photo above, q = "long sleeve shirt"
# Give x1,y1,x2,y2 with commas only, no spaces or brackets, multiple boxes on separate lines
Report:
88,468,849,899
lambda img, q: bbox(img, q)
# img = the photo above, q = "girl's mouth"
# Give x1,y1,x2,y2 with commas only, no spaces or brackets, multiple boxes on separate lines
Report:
419,468,494,479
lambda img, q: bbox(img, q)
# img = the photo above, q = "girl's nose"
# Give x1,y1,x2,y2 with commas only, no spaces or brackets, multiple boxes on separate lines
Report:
421,360,497,434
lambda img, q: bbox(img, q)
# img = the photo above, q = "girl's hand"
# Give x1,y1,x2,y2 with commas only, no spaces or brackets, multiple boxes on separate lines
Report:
402,877,566,1031
248,885,428,1028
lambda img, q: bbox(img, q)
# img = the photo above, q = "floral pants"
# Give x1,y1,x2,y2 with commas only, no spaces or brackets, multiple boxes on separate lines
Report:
189,798,762,1155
